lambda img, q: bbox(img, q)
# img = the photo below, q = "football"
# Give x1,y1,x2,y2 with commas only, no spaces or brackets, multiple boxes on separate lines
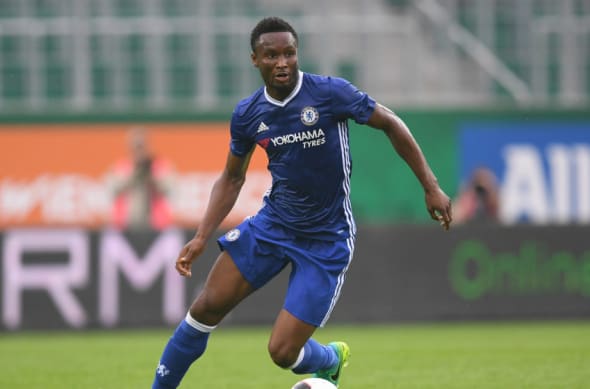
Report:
291,377,338,389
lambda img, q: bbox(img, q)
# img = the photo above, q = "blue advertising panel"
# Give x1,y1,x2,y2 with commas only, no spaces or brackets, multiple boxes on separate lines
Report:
460,121,590,224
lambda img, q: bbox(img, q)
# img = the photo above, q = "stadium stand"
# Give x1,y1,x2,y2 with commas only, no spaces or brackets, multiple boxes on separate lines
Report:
0,0,588,113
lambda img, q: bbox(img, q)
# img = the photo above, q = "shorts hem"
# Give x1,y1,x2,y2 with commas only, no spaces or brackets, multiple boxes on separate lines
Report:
217,239,261,289
284,306,323,328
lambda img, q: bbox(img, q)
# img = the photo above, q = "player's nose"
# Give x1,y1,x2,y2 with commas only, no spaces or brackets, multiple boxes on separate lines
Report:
276,54,288,67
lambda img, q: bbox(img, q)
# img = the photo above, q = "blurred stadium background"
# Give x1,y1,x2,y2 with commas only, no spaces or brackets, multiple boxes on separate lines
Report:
0,0,589,110
0,1,589,387
0,0,590,389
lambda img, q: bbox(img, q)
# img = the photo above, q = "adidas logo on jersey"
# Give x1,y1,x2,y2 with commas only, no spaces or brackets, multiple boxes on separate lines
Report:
257,122,269,133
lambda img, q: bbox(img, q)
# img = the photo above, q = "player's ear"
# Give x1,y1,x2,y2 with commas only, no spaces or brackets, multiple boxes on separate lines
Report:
250,52,259,68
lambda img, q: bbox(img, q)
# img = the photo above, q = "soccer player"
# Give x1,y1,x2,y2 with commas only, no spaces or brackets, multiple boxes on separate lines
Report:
152,16,452,388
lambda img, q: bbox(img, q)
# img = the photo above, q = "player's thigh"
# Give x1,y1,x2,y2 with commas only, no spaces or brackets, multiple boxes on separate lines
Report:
268,308,317,359
284,237,353,327
190,250,255,324
218,221,289,289
191,219,288,324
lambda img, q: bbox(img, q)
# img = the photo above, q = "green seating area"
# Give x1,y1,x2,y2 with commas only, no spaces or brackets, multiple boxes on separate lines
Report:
453,0,590,98
0,0,588,112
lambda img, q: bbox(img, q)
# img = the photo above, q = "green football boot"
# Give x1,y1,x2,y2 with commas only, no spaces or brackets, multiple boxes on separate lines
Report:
313,341,350,387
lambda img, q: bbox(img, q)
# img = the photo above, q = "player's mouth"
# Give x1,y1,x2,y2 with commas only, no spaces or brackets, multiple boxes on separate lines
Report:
274,72,290,83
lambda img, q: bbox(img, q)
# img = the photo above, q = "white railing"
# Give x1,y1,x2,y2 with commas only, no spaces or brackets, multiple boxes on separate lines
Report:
0,0,588,112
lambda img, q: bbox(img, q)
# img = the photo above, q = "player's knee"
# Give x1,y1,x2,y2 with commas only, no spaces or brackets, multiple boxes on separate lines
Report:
189,293,225,326
267,340,299,369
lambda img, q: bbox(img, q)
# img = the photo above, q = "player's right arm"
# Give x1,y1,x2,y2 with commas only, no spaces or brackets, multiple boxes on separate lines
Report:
176,147,255,277
366,103,452,230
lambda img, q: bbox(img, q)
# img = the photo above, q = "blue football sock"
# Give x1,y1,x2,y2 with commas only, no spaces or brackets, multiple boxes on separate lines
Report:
152,313,215,389
291,338,338,374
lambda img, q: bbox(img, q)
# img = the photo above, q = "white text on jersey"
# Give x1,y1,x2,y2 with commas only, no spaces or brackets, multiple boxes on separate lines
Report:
270,128,326,149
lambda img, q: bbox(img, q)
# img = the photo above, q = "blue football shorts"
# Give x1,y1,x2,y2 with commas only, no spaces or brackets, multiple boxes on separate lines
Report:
217,216,354,327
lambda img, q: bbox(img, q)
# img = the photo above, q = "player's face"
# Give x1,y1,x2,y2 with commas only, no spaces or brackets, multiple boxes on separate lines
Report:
251,31,299,101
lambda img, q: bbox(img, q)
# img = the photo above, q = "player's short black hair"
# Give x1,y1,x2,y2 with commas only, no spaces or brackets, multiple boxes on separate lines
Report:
250,17,298,52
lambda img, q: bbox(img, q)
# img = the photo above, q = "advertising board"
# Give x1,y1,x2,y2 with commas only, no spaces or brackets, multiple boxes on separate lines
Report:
460,121,590,224
0,123,270,228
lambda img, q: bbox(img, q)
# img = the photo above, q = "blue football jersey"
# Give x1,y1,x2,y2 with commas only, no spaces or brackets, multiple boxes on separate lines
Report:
229,71,376,240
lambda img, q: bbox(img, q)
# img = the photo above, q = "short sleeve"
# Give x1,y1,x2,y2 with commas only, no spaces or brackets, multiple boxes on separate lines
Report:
330,77,376,124
229,111,255,157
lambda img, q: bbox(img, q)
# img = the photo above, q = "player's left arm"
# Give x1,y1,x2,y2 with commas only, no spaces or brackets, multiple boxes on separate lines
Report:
366,103,452,230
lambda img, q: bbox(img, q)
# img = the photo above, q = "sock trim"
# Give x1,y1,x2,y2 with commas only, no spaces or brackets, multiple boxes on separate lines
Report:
288,347,305,370
184,312,217,333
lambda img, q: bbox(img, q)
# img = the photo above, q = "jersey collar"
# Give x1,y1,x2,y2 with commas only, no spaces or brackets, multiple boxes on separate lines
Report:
264,71,304,107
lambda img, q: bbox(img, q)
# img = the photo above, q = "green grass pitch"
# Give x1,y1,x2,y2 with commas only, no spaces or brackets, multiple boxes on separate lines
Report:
1,321,589,388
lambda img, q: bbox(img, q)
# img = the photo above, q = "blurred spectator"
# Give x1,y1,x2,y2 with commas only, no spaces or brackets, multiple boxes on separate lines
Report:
106,127,174,230
453,167,500,224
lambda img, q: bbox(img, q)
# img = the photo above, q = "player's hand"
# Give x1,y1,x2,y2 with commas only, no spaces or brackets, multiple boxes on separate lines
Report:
426,187,453,231
175,238,206,277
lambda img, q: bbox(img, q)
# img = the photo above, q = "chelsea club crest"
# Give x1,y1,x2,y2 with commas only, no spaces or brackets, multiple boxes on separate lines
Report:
300,106,319,126
225,228,240,241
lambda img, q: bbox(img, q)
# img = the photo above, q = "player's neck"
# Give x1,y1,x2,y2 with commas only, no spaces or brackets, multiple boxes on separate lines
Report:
264,71,302,105
267,89,292,101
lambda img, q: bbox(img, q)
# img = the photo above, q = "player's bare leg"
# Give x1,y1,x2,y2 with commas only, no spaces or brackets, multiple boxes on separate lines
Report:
189,250,256,326
268,309,317,368
153,251,254,389
269,309,349,386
